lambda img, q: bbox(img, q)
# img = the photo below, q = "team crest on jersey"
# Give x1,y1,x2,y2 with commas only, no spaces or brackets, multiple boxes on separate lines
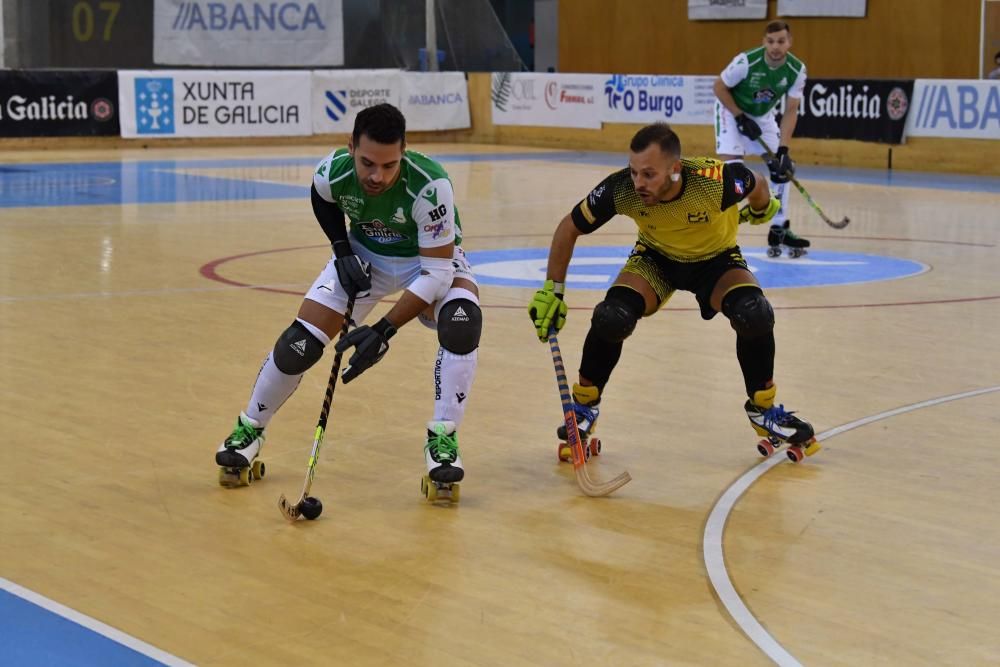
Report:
695,165,723,181
753,89,776,103
358,219,406,244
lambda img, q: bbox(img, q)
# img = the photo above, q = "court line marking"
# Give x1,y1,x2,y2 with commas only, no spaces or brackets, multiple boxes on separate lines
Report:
0,576,196,666
703,384,1000,666
197,245,1000,310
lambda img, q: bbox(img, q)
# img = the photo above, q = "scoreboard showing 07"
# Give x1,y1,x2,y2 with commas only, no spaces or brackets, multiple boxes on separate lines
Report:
48,0,154,68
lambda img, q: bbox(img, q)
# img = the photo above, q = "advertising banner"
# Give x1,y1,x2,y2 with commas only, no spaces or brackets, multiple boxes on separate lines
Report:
777,0,866,16
688,0,766,20
491,72,602,129
905,79,1000,139
311,70,401,134
400,72,470,132
154,0,344,66
781,79,913,144
0,70,119,137
601,74,717,125
118,70,311,138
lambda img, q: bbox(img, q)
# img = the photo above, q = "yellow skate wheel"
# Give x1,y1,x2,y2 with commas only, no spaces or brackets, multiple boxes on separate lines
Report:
804,440,822,457
785,446,804,463
422,475,438,501
239,466,253,485
449,483,460,503
558,444,572,462
251,459,265,481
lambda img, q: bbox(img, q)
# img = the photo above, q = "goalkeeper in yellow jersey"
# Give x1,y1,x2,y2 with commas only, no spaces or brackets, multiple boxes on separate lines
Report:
528,123,816,460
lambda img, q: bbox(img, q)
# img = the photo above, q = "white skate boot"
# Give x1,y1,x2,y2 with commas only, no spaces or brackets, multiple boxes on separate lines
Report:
421,420,462,503
216,412,266,487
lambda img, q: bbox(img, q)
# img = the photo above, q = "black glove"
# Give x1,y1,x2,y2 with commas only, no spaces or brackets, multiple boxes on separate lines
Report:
767,145,795,184
334,317,397,383
333,241,371,299
734,113,762,141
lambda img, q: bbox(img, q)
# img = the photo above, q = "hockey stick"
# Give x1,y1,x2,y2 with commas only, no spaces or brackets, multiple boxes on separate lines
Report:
757,138,850,229
278,295,356,522
548,329,632,497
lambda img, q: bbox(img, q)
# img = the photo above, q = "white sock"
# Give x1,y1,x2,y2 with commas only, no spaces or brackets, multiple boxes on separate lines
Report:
771,181,790,226
433,347,477,427
245,353,303,427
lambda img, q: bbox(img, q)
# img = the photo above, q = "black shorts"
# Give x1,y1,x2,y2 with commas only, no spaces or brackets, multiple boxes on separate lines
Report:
619,243,750,320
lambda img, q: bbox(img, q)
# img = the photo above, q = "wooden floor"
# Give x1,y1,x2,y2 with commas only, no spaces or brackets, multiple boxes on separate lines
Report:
1,142,999,666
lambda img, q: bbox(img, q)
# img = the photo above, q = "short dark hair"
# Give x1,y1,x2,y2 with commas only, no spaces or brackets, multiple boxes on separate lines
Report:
766,20,790,34
630,123,681,158
352,103,406,146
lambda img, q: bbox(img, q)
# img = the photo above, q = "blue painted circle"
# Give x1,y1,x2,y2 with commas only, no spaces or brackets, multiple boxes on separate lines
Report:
464,246,926,290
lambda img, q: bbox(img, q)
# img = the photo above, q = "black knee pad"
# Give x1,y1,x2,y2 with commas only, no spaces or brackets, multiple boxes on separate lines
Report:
591,286,646,343
272,320,325,374
437,299,482,354
722,286,774,338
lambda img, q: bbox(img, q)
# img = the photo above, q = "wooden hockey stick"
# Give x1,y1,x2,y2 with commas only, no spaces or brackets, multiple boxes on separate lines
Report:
278,295,356,522
548,329,632,497
757,138,850,229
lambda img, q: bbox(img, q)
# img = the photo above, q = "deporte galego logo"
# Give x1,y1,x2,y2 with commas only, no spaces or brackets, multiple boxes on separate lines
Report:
170,1,327,31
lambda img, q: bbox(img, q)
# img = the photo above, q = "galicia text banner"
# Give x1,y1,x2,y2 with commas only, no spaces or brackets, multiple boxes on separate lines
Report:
0,70,119,137
118,70,311,138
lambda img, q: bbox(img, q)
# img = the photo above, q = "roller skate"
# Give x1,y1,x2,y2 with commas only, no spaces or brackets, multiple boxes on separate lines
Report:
556,383,603,462
766,221,810,258
745,385,820,462
421,420,462,503
216,412,266,487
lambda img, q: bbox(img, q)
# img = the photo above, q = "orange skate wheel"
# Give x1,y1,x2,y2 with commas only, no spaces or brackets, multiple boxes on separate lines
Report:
589,437,602,456
757,438,776,457
785,446,804,463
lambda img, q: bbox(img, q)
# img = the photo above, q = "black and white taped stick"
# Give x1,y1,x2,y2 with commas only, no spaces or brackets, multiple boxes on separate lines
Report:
278,294,356,522
548,328,631,497
757,138,850,229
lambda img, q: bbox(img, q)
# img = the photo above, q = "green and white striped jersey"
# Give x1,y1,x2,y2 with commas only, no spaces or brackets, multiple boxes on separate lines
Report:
313,148,463,258
720,47,806,118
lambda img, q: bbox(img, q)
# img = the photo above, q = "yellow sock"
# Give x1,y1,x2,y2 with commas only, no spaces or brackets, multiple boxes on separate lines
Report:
752,384,777,409
572,383,601,406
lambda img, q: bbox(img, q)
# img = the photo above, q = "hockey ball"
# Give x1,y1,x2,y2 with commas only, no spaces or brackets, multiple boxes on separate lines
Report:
300,496,323,520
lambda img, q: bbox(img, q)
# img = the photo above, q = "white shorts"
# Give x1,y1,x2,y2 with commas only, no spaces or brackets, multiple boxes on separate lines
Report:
304,243,477,327
714,101,780,158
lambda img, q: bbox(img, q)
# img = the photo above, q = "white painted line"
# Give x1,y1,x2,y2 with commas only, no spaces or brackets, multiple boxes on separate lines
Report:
0,576,196,666
703,385,1000,666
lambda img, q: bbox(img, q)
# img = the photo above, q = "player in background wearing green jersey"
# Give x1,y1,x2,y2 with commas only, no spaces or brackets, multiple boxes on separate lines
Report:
713,20,810,258
216,104,481,491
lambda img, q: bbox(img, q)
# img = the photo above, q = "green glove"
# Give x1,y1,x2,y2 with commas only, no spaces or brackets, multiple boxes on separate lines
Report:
739,196,781,225
528,279,567,342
